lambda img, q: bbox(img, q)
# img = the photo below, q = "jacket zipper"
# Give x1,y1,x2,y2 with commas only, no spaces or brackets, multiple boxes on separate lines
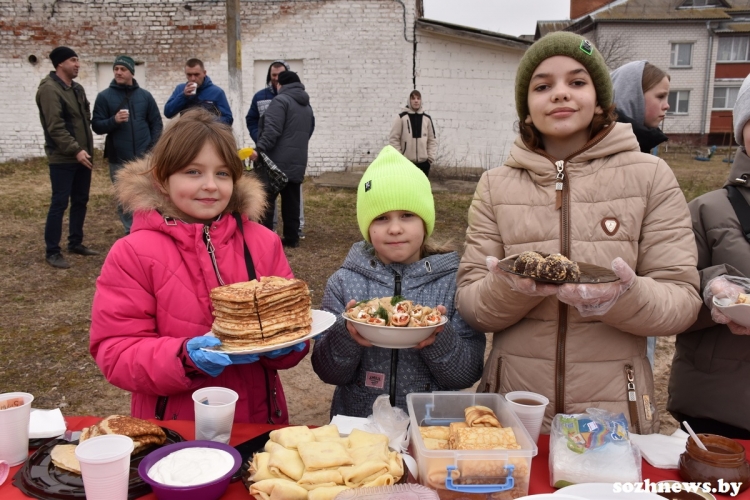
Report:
263,368,282,424
625,365,642,434
543,125,614,416
494,356,504,393
389,272,402,407
203,225,225,286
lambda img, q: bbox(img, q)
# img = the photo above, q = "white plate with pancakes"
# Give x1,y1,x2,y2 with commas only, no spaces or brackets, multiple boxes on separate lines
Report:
202,309,336,355
713,295,750,327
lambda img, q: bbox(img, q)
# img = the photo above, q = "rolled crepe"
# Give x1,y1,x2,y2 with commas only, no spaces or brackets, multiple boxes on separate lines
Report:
465,405,502,428
308,486,350,500
297,469,344,490
346,428,389,449
423,437,449,450
311,424,341,442
269,425,316,449
267,444,305,480
448,421,468,449
339,461,389,487
249,478,308,500
248,452,276,482
419,426,450,440
297,441,352,470
363,473,396,488
348,442,389,466
452,426,520,450
387,450,404,478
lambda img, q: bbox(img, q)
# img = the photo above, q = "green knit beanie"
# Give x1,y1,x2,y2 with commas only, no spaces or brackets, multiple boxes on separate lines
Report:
357,146,435,243
515,32,612,122
113,55,135,75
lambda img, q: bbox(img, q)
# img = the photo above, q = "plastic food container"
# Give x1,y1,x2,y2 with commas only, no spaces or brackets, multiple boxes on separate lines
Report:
407,392,538,499
334,483,439,498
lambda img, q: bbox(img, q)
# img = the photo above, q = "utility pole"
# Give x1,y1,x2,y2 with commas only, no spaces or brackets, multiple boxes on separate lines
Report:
226,0,243,141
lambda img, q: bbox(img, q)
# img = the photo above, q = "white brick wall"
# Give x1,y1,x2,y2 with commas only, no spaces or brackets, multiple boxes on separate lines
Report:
0,0,416,173
415,30,525,169
595,22,715,136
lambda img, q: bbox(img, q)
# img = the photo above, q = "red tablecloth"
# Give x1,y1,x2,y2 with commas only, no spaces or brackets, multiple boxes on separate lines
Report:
2,417,749,499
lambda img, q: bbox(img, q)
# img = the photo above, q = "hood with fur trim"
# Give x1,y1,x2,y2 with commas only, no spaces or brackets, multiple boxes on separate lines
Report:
114,156,268,222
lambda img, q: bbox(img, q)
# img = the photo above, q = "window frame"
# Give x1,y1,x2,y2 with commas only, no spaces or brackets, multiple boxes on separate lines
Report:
670,42,694,68
712,83,743,110
668,90,691,115
717,36,750,62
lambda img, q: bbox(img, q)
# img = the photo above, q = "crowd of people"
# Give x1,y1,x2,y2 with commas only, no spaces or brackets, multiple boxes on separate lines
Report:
33,34,749,438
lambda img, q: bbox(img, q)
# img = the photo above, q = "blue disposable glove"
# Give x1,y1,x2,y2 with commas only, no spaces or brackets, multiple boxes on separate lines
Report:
186,337,260,377
263,341,307,359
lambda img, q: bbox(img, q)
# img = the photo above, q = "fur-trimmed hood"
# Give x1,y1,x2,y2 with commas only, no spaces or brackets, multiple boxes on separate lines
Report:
115,156,267,223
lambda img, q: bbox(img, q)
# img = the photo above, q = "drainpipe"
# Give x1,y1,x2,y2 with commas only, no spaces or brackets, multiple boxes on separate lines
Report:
701,21,716,140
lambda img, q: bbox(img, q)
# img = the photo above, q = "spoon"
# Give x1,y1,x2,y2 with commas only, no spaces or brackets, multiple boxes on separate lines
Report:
683,421,708,451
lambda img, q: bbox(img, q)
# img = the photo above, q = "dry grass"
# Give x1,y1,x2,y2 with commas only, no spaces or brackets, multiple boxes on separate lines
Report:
0,151,731,431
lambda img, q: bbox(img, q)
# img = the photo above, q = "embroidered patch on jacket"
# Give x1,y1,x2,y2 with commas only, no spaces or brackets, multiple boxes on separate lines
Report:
580,39,593,55
601,217,620,236
365,180,372,192
365,371,385,389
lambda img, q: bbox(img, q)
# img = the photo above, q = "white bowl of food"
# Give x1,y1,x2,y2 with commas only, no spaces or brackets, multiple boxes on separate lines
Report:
713,293,750,327
342,297,447,349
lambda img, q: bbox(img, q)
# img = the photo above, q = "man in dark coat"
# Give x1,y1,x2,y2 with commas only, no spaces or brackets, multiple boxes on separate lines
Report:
251,71,314,248
35,46,98,269
92,55,163,234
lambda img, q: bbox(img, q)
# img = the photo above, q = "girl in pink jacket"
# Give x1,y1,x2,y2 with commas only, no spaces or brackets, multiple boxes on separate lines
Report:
90,108,308,423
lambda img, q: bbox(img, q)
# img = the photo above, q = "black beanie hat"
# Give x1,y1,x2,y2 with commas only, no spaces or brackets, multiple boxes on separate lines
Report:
113,55,136,75
49,46,78,68
278,71,301,86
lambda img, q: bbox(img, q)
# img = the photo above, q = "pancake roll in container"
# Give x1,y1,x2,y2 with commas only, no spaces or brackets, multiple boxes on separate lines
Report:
406,392,538,499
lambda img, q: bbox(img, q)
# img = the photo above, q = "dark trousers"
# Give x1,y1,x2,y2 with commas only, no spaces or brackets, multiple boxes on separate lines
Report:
414,160,431,177
261,181,301,246
45,162,91,257
671,411,750,440
109,162,133,234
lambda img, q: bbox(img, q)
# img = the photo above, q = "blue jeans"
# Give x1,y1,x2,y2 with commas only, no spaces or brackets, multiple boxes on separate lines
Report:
109,162,133,234
45,163,91,257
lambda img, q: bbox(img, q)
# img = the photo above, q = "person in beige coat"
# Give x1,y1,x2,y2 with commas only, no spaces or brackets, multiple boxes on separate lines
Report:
388,90,436,177
456,32,701,435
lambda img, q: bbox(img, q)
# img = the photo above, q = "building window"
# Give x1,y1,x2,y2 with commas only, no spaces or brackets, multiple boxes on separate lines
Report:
670,43,693,67
679,0,723,7
713,86,741,109
668,91,690,114
718,36,750,62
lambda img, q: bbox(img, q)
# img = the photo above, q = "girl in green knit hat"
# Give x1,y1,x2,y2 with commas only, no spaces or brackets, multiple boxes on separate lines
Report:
455,31,701,436
311,145,486,418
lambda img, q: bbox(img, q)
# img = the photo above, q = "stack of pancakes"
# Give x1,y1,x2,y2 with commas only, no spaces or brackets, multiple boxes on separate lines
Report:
210,276,312,350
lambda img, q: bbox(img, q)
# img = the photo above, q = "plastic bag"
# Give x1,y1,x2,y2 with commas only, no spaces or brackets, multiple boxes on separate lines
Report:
549,408,641,488
364,394,411,452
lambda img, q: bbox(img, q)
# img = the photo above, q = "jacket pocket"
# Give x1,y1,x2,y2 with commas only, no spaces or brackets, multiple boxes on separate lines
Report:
482,355,504,393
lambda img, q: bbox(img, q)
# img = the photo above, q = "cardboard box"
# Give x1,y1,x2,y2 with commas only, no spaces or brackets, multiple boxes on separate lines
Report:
406,392,538,499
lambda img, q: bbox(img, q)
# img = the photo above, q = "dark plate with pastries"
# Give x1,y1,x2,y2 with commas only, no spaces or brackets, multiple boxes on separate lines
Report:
497,251,619,284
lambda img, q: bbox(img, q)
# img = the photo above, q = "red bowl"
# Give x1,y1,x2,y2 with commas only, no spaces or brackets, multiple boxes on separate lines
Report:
137,440,241,500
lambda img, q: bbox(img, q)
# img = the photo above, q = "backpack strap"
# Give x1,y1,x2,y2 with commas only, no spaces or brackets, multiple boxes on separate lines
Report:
725,184,750,244
233,212,257,280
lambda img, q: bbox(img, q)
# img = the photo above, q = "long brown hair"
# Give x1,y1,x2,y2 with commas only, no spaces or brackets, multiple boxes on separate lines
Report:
149,108,243,186
518,104,618,152
642,62,670,94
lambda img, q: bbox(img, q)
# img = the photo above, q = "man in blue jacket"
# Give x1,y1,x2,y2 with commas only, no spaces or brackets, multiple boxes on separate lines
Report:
92,55,163,234
164,58,232,126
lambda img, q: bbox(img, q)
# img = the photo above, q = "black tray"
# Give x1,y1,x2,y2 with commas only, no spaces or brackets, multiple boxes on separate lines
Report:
12,427,184,500
498,253,620,284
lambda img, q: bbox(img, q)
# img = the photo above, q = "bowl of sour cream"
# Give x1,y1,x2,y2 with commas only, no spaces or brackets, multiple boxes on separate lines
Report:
138,440,241,500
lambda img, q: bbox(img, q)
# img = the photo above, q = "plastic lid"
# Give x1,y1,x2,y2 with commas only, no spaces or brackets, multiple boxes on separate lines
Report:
334,483,439,499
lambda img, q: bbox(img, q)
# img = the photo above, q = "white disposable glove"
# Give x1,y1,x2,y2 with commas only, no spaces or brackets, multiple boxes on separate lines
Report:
704,275,750,335
486,256,558,297
556,257,636,317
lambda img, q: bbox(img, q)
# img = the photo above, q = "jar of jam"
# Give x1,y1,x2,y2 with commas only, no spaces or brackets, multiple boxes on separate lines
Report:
678,434,750,492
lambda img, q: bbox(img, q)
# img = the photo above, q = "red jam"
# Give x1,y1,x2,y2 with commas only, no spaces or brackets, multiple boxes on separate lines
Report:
678,434,750,493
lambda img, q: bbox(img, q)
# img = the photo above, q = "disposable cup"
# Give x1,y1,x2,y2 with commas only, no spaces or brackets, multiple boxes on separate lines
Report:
75,434,134,500
120,109,129,121
504,390,549,444
192,387,238,444
0,392,34,466
187,82,197,95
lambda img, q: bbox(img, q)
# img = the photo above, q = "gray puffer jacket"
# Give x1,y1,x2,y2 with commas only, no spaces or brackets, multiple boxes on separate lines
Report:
311,241,486,418
255,82,314,183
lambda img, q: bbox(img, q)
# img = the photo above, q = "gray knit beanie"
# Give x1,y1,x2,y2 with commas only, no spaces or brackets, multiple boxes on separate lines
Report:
515,32,613,122
733,74,750,148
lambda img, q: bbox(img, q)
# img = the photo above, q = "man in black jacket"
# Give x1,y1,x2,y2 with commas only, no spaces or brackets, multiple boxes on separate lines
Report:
251,71,314,248
92,55,163,234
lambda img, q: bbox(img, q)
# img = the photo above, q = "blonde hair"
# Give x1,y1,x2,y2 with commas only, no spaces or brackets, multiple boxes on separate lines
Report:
642,62,670,94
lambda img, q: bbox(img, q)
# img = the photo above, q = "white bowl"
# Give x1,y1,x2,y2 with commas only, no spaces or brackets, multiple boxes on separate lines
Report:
712,297,750,327
341,313,447,349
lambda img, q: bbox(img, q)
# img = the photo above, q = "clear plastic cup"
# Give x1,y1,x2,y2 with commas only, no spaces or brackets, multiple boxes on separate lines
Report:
75,434,134,500
192,387,238,444
504,391,549,444
0,392,34,466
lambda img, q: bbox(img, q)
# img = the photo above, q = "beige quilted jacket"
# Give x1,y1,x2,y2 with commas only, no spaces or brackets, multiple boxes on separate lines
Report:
456,123,701,434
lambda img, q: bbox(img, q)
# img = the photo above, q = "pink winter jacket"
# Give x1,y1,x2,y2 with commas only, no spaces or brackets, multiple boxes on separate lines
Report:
90,157,308,424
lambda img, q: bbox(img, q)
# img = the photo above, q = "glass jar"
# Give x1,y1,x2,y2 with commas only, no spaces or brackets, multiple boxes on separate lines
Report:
678,434,750,492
